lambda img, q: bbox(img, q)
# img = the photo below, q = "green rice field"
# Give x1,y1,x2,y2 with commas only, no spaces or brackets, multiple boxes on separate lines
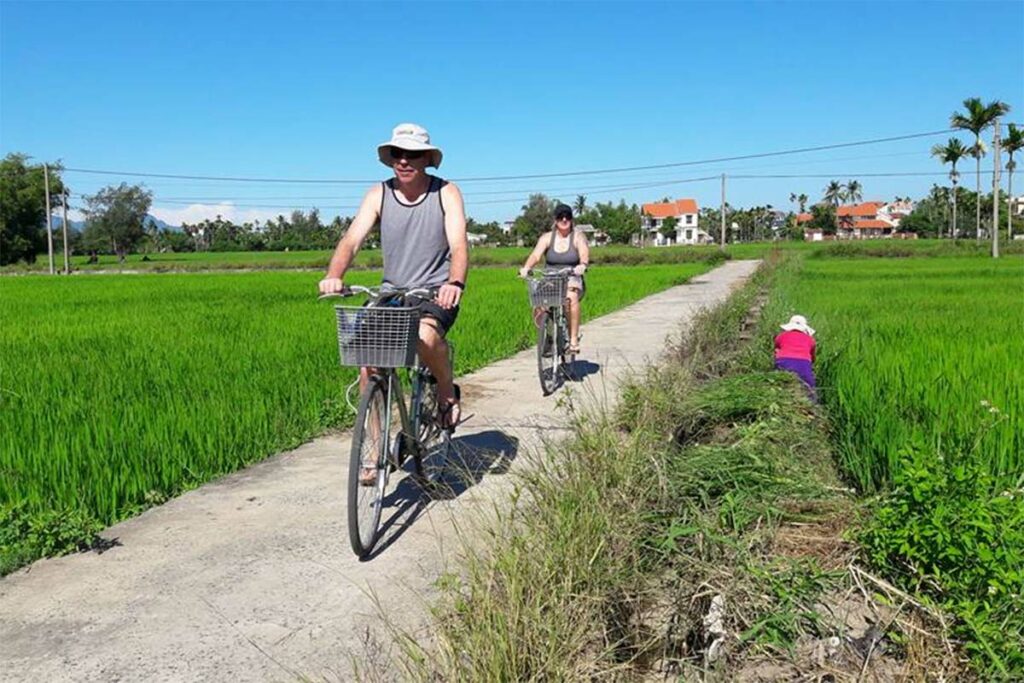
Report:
769,253,1024,674
0,263,712,567
774,255,1023,491
4,243,727,272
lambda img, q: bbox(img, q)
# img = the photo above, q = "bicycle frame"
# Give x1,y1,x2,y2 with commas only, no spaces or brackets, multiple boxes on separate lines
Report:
370,364,434,462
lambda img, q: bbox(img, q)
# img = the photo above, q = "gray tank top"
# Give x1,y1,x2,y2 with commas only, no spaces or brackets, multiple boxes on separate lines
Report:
544,230,580,267
380,176,451,289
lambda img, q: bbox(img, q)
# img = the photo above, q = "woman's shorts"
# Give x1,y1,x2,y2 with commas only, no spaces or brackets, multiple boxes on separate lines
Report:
567,275,586,301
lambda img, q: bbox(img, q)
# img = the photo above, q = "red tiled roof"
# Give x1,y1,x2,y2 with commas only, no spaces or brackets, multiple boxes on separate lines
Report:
642,198,699,218
796,212,813,223
853,220,893,229
837,202,886,217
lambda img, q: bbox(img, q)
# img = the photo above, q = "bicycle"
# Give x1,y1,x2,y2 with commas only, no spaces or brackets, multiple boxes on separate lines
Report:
525,267,577,396
322,285,454,558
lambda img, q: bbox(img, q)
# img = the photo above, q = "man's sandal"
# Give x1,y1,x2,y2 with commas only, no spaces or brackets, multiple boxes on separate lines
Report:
358,465,378,487
438,384,462,432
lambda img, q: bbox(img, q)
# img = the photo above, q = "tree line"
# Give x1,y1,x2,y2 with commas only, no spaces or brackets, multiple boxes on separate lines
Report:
5,100,1021,267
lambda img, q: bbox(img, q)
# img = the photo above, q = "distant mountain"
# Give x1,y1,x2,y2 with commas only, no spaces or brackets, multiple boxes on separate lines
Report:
47,214,180,232
145,215,180,231
48,216,85,231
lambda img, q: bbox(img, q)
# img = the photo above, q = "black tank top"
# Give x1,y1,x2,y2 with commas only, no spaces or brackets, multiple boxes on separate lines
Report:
544,230,580,267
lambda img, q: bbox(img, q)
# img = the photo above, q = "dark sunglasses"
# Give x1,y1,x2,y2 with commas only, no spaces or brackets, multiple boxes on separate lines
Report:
389,147,426,161
556,215,572,222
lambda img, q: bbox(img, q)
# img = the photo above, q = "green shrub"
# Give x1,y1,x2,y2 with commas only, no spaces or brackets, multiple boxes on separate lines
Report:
861,447,1024,676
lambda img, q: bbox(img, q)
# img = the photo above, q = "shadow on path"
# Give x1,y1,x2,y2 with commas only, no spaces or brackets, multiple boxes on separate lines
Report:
363,429,519,560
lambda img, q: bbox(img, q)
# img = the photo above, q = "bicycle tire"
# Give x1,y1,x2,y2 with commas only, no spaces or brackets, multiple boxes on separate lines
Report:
412,374,439,478
537,309,558,395
347,375,398,558
558,315,575,380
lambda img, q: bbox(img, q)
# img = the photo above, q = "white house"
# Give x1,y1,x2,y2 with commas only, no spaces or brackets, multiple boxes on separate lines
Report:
576,223,607,246
800,200,918,241
1010,195,1024,216
641,198,710,245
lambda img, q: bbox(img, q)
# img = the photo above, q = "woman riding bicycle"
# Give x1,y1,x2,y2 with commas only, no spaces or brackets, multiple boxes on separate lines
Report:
518,204,589,355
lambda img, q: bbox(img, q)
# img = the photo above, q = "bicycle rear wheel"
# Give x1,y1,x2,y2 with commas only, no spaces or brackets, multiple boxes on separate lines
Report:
537,309,558,395
348,375,400,558
413,373,438,476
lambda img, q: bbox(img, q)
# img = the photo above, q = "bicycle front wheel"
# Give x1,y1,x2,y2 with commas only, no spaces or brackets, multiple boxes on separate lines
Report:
348,374,399,558
558,315,576,381
537,309,558,395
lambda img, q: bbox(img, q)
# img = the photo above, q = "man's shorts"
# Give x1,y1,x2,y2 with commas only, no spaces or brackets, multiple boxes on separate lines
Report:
407,295,459,336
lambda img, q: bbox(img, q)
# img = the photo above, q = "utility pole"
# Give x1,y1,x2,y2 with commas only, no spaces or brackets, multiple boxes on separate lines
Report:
43,163,55,274
950,170,959,239
720,173,726,249
62,188,71,274
992,117,1001,258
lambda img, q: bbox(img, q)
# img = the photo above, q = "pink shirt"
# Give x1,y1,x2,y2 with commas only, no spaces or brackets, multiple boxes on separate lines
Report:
774,330,816,362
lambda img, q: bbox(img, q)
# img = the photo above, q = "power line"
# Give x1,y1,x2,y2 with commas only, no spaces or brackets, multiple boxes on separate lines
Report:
61,148,931,199
145,150,929,202
733,170,995,179
70,168,988,212
109,175,720,211
154,174,721,204
62,168,376,185
61,128,954,185
451,130,956,181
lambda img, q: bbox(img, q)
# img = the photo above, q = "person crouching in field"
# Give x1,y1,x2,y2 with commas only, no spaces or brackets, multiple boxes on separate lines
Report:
774,315,817,401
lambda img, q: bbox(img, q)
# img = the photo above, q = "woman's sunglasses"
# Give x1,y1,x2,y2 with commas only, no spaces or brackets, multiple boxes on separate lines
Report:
390,148,426,161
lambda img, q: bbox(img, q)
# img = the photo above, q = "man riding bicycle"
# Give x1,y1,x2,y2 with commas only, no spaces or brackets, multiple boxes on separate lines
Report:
319,123,468,483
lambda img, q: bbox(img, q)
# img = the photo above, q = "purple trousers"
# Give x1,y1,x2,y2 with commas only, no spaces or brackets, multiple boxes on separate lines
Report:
775,358,817,400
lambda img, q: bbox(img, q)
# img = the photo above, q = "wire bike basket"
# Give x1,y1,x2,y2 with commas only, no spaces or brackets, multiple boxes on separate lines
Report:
527,273,569,308
334,305,421,368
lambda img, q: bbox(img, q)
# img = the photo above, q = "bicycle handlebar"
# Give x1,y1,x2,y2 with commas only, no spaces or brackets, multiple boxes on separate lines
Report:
318,285,435,301
525,267,575,278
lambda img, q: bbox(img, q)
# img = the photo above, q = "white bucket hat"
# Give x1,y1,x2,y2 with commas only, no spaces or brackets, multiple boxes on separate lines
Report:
377,123,443,169
781,314,815,337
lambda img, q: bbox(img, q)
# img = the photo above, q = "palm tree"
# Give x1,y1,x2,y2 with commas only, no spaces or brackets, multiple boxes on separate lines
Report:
845,180,863,204
798,193,808,213
574,194,587,216
931,138,969,238
950,97,1012,241
823,180,844,207
1003,123,1023,241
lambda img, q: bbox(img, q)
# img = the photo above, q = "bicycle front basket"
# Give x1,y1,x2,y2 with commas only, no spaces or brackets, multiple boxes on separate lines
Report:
527,274,568,307
334,305,421,368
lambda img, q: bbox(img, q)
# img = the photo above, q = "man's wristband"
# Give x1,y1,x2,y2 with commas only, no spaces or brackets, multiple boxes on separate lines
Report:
447,280,465,290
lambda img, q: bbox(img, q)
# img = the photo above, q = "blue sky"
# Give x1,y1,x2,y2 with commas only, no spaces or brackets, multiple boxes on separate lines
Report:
2,1,1022,225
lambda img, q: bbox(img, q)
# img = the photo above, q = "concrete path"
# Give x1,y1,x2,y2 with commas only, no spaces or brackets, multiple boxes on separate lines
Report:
0,260,759,683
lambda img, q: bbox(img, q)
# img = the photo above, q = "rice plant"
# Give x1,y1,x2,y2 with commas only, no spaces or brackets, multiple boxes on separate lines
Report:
0,263,710,566
774,256,1023,490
